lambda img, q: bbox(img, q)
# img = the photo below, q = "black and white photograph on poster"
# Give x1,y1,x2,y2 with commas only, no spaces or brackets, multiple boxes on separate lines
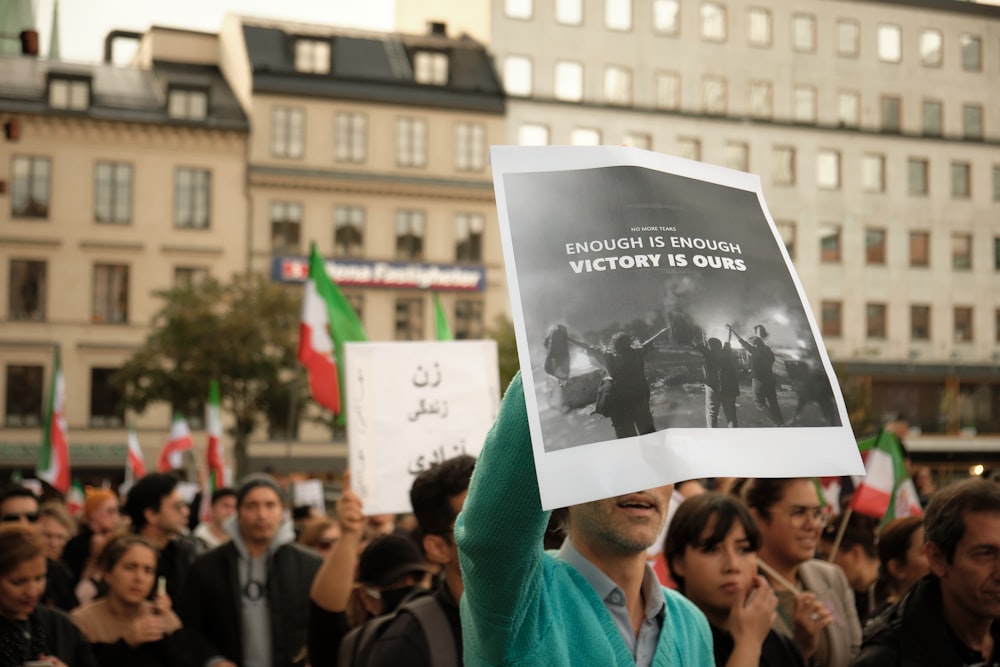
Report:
492,146,865,510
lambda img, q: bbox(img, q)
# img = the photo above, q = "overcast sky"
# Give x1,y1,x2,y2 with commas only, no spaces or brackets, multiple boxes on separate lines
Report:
31,0,395,63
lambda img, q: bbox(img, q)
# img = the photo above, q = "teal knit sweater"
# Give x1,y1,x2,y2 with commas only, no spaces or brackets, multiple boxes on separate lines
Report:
456,374,714,666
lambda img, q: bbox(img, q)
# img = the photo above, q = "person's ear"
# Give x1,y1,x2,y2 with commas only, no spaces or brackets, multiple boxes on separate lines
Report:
749,507,766,527
143,506,159,527
886,557,906,582
423,533,451,566
925,541,948,578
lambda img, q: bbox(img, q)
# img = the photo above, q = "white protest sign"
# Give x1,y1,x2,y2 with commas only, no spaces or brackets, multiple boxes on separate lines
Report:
293,479,326,515
491,145,865,510
345,341,500,515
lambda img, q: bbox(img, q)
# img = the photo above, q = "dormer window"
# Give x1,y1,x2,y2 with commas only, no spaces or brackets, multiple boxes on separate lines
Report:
168,88,208,121
295,39,330,74
414,51,448,85
48,76,90,110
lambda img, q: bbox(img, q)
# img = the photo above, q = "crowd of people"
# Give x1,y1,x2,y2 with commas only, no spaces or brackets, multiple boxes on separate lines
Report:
2,375,999,666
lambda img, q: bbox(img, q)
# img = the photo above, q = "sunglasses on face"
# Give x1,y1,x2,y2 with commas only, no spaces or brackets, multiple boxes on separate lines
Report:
2,512,40,523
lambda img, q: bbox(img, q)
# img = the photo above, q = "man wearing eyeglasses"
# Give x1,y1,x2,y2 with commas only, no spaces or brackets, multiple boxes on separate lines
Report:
0,484,78,611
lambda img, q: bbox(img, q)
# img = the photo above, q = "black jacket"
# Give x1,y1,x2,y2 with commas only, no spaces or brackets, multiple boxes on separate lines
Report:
366,578,463,667
178,539,321,666
853,575,1000,667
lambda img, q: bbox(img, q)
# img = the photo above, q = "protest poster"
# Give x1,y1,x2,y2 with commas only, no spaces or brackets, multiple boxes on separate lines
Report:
492,145,865,510
293,478,326,515
345,340,500,514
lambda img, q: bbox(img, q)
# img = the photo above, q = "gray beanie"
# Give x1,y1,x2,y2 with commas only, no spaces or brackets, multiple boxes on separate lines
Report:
236,473,284,507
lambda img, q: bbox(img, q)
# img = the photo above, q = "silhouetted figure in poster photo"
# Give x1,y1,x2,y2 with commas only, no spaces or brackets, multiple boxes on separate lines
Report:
568,327,669,439
692,335,740,427
728,324,784,426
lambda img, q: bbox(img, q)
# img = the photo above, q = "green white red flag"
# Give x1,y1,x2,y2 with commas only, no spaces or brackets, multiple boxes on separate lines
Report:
433,292,453,341
66,479,85,517
850,430,921,521
126,424,146,482
157,414,193,472
37,346,70,493
205,379,224,488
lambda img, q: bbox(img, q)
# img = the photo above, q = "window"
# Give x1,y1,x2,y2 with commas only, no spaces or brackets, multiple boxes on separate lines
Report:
653,0,680,35
748,81,772,118
294,39,330,74
866,228,886,264
623,132,651,150
167,88,207,120
954,307,973,342
174,267,208,287
456,123,486,171
92,263,128,324
997,309,1000,343
272,107,304,158
503,56,533,96
908,158,929,195
821,301,842,337
747,8,771,46
910,231,930,267
556,0,582,25
48,77,89,110
4,365,42,427
952,232,972,269
836,19,860,57
867,303,887,339
676,137,701,161
994,165,1000,201
951,162,971,199
270,202,302,255
838,91,859,127
775,221,795,259
996,237,1000,270
395,297,424,340
816,150,841,190
881,96,901,133
455,300,485,339
396,117,428,168
606,0,632,31
334,206,365,257
94,161,132,224
961,34,982,71
820,224,841,262
505,0,532,19
702,76,726,114
724,142,748,171
345,294,364,325
920,29,942,66
9,259,45,321
335,112,367,163
862,154,885,193
877,24,901,62
396,210,426,260
700,3,726,42
772,145,795,185
571,128,601,145
962,104,983,140
793,86,816,123
414,51,448,85
90,368,124,428
911,305,931,340
792,14,816,52
922,100,942,136
604,66,632,105
555,61,583,101
174,168,211,229
655,72,680,109
518,124,549,145
455,213,484,262
11,156,50,218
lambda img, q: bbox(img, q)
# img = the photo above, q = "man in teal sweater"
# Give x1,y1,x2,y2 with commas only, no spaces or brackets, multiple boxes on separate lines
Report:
456,374,714,666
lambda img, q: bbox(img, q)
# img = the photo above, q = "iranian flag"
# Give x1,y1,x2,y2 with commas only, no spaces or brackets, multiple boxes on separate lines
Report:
157,414,193,472
206,380,225,487
297,243,366,420
126,424,147,482
37,346,71,493
433,292,453,341
66,479,85,516
850,431,922,521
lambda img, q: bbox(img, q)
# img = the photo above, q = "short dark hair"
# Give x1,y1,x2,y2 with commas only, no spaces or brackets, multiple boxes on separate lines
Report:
123,473,178,532
211,487,236,505
409,455,476,538
664,493,761,594
924,478,1000,563
740,478,805,517
822,512,878,559
97,534,158,574
877,516,923,569
0,484,38,511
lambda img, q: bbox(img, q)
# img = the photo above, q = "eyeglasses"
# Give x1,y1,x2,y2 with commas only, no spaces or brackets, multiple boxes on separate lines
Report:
769,505,828,528
2,512,39,524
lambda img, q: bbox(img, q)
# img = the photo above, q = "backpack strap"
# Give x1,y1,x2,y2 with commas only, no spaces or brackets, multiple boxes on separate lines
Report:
337,613,394,667
398,595,458,667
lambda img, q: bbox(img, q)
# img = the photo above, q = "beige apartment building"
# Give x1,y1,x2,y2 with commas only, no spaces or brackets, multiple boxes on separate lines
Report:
399,0,1000,469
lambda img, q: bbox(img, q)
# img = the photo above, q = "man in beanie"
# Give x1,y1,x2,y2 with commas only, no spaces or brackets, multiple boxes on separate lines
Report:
179,473,322,667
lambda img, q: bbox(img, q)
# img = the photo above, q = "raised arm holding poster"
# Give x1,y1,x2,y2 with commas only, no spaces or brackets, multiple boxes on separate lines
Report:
492,145,865,510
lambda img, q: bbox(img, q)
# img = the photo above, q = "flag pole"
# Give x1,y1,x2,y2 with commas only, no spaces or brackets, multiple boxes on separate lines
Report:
826,505,853,563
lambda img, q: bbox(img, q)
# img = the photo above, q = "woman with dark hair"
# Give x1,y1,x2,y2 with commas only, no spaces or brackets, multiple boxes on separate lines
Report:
70,535,187,666
741,479,861,667
665,493,804,667
871,516,929,617
0,524,96,667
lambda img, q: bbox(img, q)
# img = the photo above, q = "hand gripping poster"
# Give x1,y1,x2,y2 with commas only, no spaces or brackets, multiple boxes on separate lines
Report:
492,146,865,510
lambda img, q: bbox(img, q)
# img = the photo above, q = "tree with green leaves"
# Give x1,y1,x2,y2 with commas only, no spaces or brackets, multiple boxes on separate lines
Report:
486,314,520,394
114,273,305,476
